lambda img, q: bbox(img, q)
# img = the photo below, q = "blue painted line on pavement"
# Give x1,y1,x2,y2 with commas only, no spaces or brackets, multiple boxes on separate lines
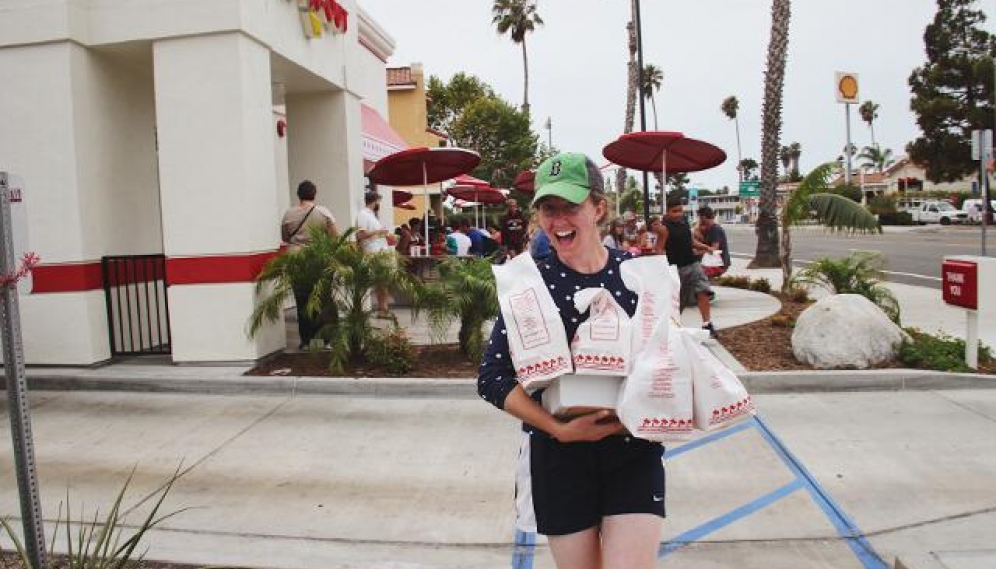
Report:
511,529,536,569
752,416,890,569
663,420,753,460
659,479,805,558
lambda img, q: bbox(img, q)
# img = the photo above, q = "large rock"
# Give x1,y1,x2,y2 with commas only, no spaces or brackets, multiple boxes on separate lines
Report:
792,294,909,369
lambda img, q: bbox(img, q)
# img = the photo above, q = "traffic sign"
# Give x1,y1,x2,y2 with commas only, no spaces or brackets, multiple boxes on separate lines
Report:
739,180,760,197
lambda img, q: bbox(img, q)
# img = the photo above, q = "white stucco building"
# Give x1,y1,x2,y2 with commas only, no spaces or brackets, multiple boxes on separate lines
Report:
0,0,405,365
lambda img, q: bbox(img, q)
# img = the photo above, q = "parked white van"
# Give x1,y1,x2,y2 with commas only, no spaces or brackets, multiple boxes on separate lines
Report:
963,199,996,224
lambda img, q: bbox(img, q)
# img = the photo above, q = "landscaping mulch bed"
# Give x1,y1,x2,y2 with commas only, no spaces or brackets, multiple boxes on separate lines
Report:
244,297,996,377
719,296,817,371
247,342,480,378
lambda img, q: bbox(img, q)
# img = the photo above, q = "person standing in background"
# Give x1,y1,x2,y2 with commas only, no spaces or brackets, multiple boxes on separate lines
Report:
695,206,730,278
280,180,338,349
501,199,527,257
355,191,393,318
654,195,718,338
602,218,626,249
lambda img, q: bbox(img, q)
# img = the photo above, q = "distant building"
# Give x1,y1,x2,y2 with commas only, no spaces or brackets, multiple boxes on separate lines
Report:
384,64,448,225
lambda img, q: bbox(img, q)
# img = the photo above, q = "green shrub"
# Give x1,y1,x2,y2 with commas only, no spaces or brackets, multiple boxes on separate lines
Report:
878,211,915,225
748,277,772,293
867,194,897,215
898,328,993,372
790,252,901,323
364,326,416,375
830,183,863,203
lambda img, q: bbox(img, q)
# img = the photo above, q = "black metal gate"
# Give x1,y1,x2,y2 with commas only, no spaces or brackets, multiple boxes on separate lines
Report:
101,254,171,356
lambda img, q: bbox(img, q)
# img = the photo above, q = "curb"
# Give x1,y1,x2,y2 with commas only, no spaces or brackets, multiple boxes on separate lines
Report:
7,368,996,398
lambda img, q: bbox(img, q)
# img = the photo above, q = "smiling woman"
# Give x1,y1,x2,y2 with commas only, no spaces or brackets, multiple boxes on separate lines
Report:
478,152,664,569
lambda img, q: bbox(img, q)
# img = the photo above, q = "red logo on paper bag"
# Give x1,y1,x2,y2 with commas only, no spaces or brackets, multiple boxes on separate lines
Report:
510,288,552,350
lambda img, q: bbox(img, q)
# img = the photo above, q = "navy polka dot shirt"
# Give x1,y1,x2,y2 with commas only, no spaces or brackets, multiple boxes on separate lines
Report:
477,247,639,426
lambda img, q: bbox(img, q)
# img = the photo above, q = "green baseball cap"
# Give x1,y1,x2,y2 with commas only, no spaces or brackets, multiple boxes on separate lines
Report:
532,152,604,206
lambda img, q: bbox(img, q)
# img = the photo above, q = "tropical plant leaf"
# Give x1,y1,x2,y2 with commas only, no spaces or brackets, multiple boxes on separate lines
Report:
806,193,882,234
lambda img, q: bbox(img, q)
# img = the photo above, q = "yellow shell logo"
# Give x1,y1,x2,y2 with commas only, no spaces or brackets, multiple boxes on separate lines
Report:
838,75,858,100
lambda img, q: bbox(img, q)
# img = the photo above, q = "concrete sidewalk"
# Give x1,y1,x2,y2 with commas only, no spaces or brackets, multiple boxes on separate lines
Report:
3,256,996,569
2,388,994,569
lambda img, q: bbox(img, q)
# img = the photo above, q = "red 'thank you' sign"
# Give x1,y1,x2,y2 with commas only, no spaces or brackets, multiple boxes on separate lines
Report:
942,260,978,309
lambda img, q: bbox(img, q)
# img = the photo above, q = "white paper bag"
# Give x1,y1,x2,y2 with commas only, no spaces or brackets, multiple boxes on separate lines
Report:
493,253,573,389
619,256,679,357
679,330,756,431
701,250,724,268
616,319,694,442
570,288,632,375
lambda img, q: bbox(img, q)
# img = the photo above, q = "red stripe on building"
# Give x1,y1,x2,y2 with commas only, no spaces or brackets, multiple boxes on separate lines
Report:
165,251,279,286
31,262,104,293
31,251,280,293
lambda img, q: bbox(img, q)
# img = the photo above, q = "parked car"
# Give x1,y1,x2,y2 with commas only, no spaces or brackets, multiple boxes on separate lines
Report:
911,200,968,225
963,198,996,224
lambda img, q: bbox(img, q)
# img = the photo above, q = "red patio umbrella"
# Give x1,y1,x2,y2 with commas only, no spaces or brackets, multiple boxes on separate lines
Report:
394,202,416,211
392,189,413,205
452,173,491,187
447,185,506,228
602,131,726,175
368,147,481,247
512,170,535,193
447,186,506,204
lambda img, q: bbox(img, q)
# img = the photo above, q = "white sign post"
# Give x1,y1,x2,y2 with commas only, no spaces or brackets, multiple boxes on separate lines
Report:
971,129,992,257
0,172,48,569
835,72,859,186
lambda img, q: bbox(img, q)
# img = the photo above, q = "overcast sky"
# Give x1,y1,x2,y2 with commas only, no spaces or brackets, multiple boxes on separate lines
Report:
359,0,996,190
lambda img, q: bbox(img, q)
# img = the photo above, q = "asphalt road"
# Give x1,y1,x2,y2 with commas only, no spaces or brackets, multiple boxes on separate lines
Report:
723,224,992,289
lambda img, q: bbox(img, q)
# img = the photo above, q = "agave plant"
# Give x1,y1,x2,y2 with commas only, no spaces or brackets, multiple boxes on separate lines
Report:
0,467,184,569
415,256,498,361
249,227,423,373
779,162,882,293
790,252,901,323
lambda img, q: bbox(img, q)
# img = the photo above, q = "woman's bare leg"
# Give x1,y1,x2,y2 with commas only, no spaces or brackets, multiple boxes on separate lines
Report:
547,526,602,569
600,513,662,569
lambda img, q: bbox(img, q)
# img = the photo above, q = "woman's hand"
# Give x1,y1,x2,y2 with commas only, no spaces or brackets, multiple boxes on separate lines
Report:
552,410,624,442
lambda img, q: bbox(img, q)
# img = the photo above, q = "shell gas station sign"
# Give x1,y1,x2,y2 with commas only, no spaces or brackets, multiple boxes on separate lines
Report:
834,72,859,104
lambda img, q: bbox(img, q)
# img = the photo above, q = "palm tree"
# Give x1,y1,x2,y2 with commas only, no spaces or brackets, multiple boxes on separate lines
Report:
858,145,894,172
249,227,422,373
779,163,882,292
721,96,743,182
616,3,639,195
788,141,802,180
642,64,664,129
779,145,792,177
752,0,792,269
858,100,879,147
416,257,499,361
739,157,759,180
492,0,544,115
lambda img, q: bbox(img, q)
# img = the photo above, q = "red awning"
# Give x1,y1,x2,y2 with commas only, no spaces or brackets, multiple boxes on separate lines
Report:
361,104,409,169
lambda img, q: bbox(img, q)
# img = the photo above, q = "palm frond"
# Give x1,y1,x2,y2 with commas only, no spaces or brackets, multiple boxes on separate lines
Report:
806,193,882,234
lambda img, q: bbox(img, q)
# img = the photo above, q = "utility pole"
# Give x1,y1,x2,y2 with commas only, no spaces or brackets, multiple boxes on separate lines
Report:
633,0,651,223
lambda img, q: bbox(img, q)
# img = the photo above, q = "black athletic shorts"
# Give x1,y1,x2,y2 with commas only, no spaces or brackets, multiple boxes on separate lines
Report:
529,434,666,536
